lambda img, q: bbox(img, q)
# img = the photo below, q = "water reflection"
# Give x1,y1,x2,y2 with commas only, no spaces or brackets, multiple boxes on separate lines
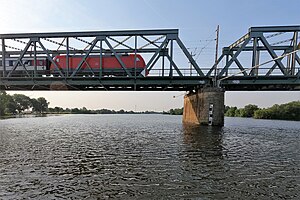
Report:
179,124,228,198
182,124,225,157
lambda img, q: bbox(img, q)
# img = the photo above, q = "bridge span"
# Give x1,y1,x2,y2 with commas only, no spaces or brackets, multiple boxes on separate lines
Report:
1,26,299,125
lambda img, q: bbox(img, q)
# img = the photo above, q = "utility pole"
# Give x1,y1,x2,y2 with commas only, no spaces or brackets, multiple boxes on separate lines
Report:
214,25,220,87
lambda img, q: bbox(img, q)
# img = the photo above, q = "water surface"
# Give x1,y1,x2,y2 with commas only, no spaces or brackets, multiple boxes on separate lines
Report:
0,115,299,199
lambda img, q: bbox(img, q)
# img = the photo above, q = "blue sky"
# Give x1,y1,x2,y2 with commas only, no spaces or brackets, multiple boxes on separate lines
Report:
1,0,299,110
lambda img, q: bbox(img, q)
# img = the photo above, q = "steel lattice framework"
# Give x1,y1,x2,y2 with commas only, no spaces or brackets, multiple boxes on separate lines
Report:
0,29,209,91
210,26,300,90
0,26,300,91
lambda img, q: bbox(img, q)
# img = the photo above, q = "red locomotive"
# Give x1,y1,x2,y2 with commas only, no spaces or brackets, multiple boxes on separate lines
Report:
51,54,147,76
0,54,147,76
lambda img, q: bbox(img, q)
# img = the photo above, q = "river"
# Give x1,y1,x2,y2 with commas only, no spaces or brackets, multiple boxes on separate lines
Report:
0,114,299,199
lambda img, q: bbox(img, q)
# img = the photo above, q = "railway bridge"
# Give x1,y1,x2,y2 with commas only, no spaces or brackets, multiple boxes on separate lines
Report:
0,26,299,125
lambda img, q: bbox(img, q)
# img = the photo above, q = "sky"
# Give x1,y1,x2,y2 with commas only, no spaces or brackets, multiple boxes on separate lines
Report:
0,0,299,111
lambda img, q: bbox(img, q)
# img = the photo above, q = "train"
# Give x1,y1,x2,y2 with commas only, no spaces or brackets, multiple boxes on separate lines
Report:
0,54,147,76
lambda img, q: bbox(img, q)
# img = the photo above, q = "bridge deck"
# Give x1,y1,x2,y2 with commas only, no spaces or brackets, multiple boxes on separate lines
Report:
0,76,211,91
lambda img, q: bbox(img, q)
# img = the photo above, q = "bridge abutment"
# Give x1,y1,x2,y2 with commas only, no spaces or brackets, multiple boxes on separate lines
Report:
183,88,224,126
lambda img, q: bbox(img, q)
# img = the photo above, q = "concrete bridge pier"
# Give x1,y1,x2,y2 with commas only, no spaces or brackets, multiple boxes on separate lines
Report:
183,88,225,126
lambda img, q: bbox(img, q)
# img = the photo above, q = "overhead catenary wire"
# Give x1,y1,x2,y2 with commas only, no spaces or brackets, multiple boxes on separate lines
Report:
12,38,43,49
42,38,77,50
0,43,22,51
193,30,218,61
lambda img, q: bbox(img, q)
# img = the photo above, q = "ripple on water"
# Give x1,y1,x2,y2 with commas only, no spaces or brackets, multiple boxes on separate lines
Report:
0,115,299,199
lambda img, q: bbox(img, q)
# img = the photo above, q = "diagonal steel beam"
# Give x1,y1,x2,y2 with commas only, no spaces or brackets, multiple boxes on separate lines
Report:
295,54,300,78
259,36,287,75
139,36,161,49
166,54,183,76
38,40,65,77
207,54,224,76
219,37,251,77
234,57,248,76
108,36,132,49
295,53,300,65
146,38,168,71
266,50,287,76
146,55,161,76
175,36,204,76
104,38,132,77
7,40,32,77
70,39,98,77
18,60,30,77
83,60,95,75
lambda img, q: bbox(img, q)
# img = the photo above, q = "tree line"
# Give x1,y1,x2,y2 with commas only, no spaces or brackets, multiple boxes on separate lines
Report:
164,101,300,121
48,107,160,115
1,92,299,121
163,108,184,115
225,101,300,121
0,91,49,116
0,92,161,116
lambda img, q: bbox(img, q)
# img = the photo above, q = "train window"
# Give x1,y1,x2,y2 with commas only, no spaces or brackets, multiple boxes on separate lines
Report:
0,61,2,66
9,61,14,66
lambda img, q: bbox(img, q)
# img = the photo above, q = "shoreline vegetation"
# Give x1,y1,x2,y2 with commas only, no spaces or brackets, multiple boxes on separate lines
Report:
1,91,299,121
225,101,300,121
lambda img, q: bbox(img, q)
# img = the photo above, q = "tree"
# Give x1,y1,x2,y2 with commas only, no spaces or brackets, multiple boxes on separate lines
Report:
0,91,7,116
13,94,31,113
241,104,260,118
225,106,237,117
53,106,64,113
234,109,241,117
31,97,49,113
30,98,40,113
0,92,17,115
254,101,300,121
37,97,49,113
6,96,18,114
169,108,183,115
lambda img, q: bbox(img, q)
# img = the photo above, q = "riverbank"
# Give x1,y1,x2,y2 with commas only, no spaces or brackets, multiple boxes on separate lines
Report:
225,101,300,121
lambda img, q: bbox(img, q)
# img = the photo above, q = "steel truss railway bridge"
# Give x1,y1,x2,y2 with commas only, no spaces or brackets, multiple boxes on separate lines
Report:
0,25,299,91
0,25,299,125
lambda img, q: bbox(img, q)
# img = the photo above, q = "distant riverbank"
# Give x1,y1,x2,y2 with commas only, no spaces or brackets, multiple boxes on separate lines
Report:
225,101,300,121
1,92,299,121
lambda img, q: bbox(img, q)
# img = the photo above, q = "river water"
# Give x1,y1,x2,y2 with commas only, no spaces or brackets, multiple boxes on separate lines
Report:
0,114,299,199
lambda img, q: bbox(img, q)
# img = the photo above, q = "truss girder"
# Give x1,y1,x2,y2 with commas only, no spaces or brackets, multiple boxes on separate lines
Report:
0,29,205,86
211,26,300,83
1,27,300,91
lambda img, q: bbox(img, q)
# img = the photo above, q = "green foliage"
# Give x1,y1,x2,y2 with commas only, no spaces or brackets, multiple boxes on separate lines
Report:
13,94,32,113
240,104,259,117
168,108,183,115
234,108,241,117
254,101,300,121
0,91,7,116
225,106,237,117
0,92,49,116
31,97,49,113
225,101,300,121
